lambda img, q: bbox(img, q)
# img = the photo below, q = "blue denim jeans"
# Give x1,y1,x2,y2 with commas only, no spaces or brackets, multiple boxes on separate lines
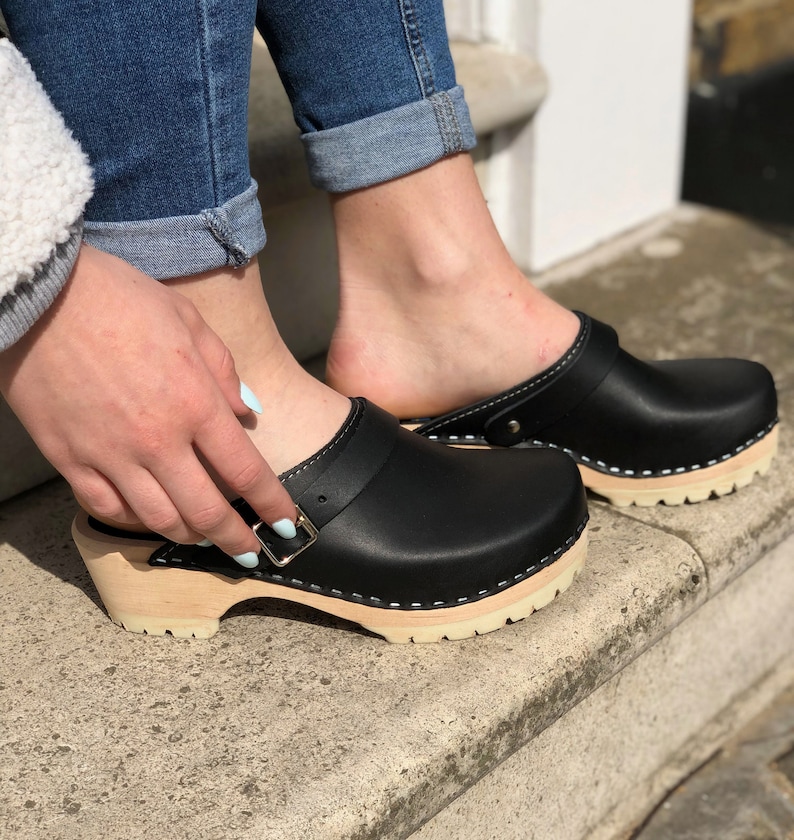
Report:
1,0,475,278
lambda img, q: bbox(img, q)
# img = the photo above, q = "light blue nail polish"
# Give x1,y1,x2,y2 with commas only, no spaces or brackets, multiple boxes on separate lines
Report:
196,538,213,547
232,551,260,569
272,518,297,540
240,381,263,415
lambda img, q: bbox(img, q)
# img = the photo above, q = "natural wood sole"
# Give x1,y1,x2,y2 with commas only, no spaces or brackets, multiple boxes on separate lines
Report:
579,425,778,506
404,424,778,507
71,512,588,644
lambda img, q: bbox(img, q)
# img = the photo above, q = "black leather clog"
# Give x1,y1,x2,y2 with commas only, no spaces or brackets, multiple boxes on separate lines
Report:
408,313,778,507
72,399,589,642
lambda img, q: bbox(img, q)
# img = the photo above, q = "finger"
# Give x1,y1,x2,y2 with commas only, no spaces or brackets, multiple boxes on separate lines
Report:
110,458,267,562
110,467,204,545
194,416,298,533
154,460,266,560
69,467,141,527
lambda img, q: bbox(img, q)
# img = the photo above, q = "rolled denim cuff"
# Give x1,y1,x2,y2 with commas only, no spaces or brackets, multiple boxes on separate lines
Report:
0,221,82,352
83,180,266,280
302,85,476,193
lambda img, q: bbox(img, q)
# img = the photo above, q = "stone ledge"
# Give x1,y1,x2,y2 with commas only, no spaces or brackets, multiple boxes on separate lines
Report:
1,207,792,839
415,536,794,840
633,672,794,839
0,483,705,840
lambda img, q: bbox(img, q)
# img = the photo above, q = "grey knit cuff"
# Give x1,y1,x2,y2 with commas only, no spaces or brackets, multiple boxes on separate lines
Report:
0,220,82,352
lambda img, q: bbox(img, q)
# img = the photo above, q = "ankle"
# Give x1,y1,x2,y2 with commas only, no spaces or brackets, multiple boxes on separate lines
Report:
166,260,353,476
241,362,352,475
327,267,581,419
332,158,515,302
327,153,581,418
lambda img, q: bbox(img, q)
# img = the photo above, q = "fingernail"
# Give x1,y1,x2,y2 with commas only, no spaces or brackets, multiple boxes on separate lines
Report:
196,538,213,547
240,381,263,415
271,517,297,539
232,550,260,569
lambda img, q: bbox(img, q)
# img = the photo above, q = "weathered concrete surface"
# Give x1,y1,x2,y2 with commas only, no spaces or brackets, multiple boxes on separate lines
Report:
0,492,700,840
414,536,794,840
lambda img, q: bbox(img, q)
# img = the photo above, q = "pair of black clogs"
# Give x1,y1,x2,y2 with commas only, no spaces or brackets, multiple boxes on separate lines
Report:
73,313,778,643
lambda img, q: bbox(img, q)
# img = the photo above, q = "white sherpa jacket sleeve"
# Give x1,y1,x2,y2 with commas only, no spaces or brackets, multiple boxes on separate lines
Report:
0,37,94,351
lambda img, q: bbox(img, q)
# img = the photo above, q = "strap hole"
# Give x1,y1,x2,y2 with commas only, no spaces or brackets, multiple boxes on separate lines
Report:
318,495,327,503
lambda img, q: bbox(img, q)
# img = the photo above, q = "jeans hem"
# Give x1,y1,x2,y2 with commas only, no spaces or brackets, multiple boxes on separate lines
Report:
301,85,476,193
83,180,266,279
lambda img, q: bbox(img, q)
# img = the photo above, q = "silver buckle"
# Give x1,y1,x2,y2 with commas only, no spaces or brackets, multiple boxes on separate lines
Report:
252,507,318,568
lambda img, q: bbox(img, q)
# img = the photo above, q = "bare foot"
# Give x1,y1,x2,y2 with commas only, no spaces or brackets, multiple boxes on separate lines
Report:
326,154,580,419
167,261,351,478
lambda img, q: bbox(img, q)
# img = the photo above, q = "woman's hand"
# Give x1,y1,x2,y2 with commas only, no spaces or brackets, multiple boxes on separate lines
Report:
0,244,296,560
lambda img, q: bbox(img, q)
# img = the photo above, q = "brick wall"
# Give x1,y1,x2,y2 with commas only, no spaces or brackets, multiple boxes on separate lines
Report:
691,0,794,81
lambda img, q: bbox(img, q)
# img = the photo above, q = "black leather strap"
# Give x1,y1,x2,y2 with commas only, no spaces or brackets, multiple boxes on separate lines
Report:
482,315,619,446
149,399,399,573
288,401,398,528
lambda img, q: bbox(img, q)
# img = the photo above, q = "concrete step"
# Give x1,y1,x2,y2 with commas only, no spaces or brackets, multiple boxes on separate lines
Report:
1,205,792,839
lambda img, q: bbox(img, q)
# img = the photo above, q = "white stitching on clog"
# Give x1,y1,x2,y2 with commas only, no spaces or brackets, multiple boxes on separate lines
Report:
526,418,777,477
281,402,362,481
149,516,588,611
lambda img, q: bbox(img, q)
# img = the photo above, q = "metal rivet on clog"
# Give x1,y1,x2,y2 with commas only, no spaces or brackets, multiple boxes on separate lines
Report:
507,419,521,434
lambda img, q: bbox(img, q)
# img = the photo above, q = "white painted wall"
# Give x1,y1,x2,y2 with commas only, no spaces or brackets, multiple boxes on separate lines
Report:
444,0,692,272
528,0,692,270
